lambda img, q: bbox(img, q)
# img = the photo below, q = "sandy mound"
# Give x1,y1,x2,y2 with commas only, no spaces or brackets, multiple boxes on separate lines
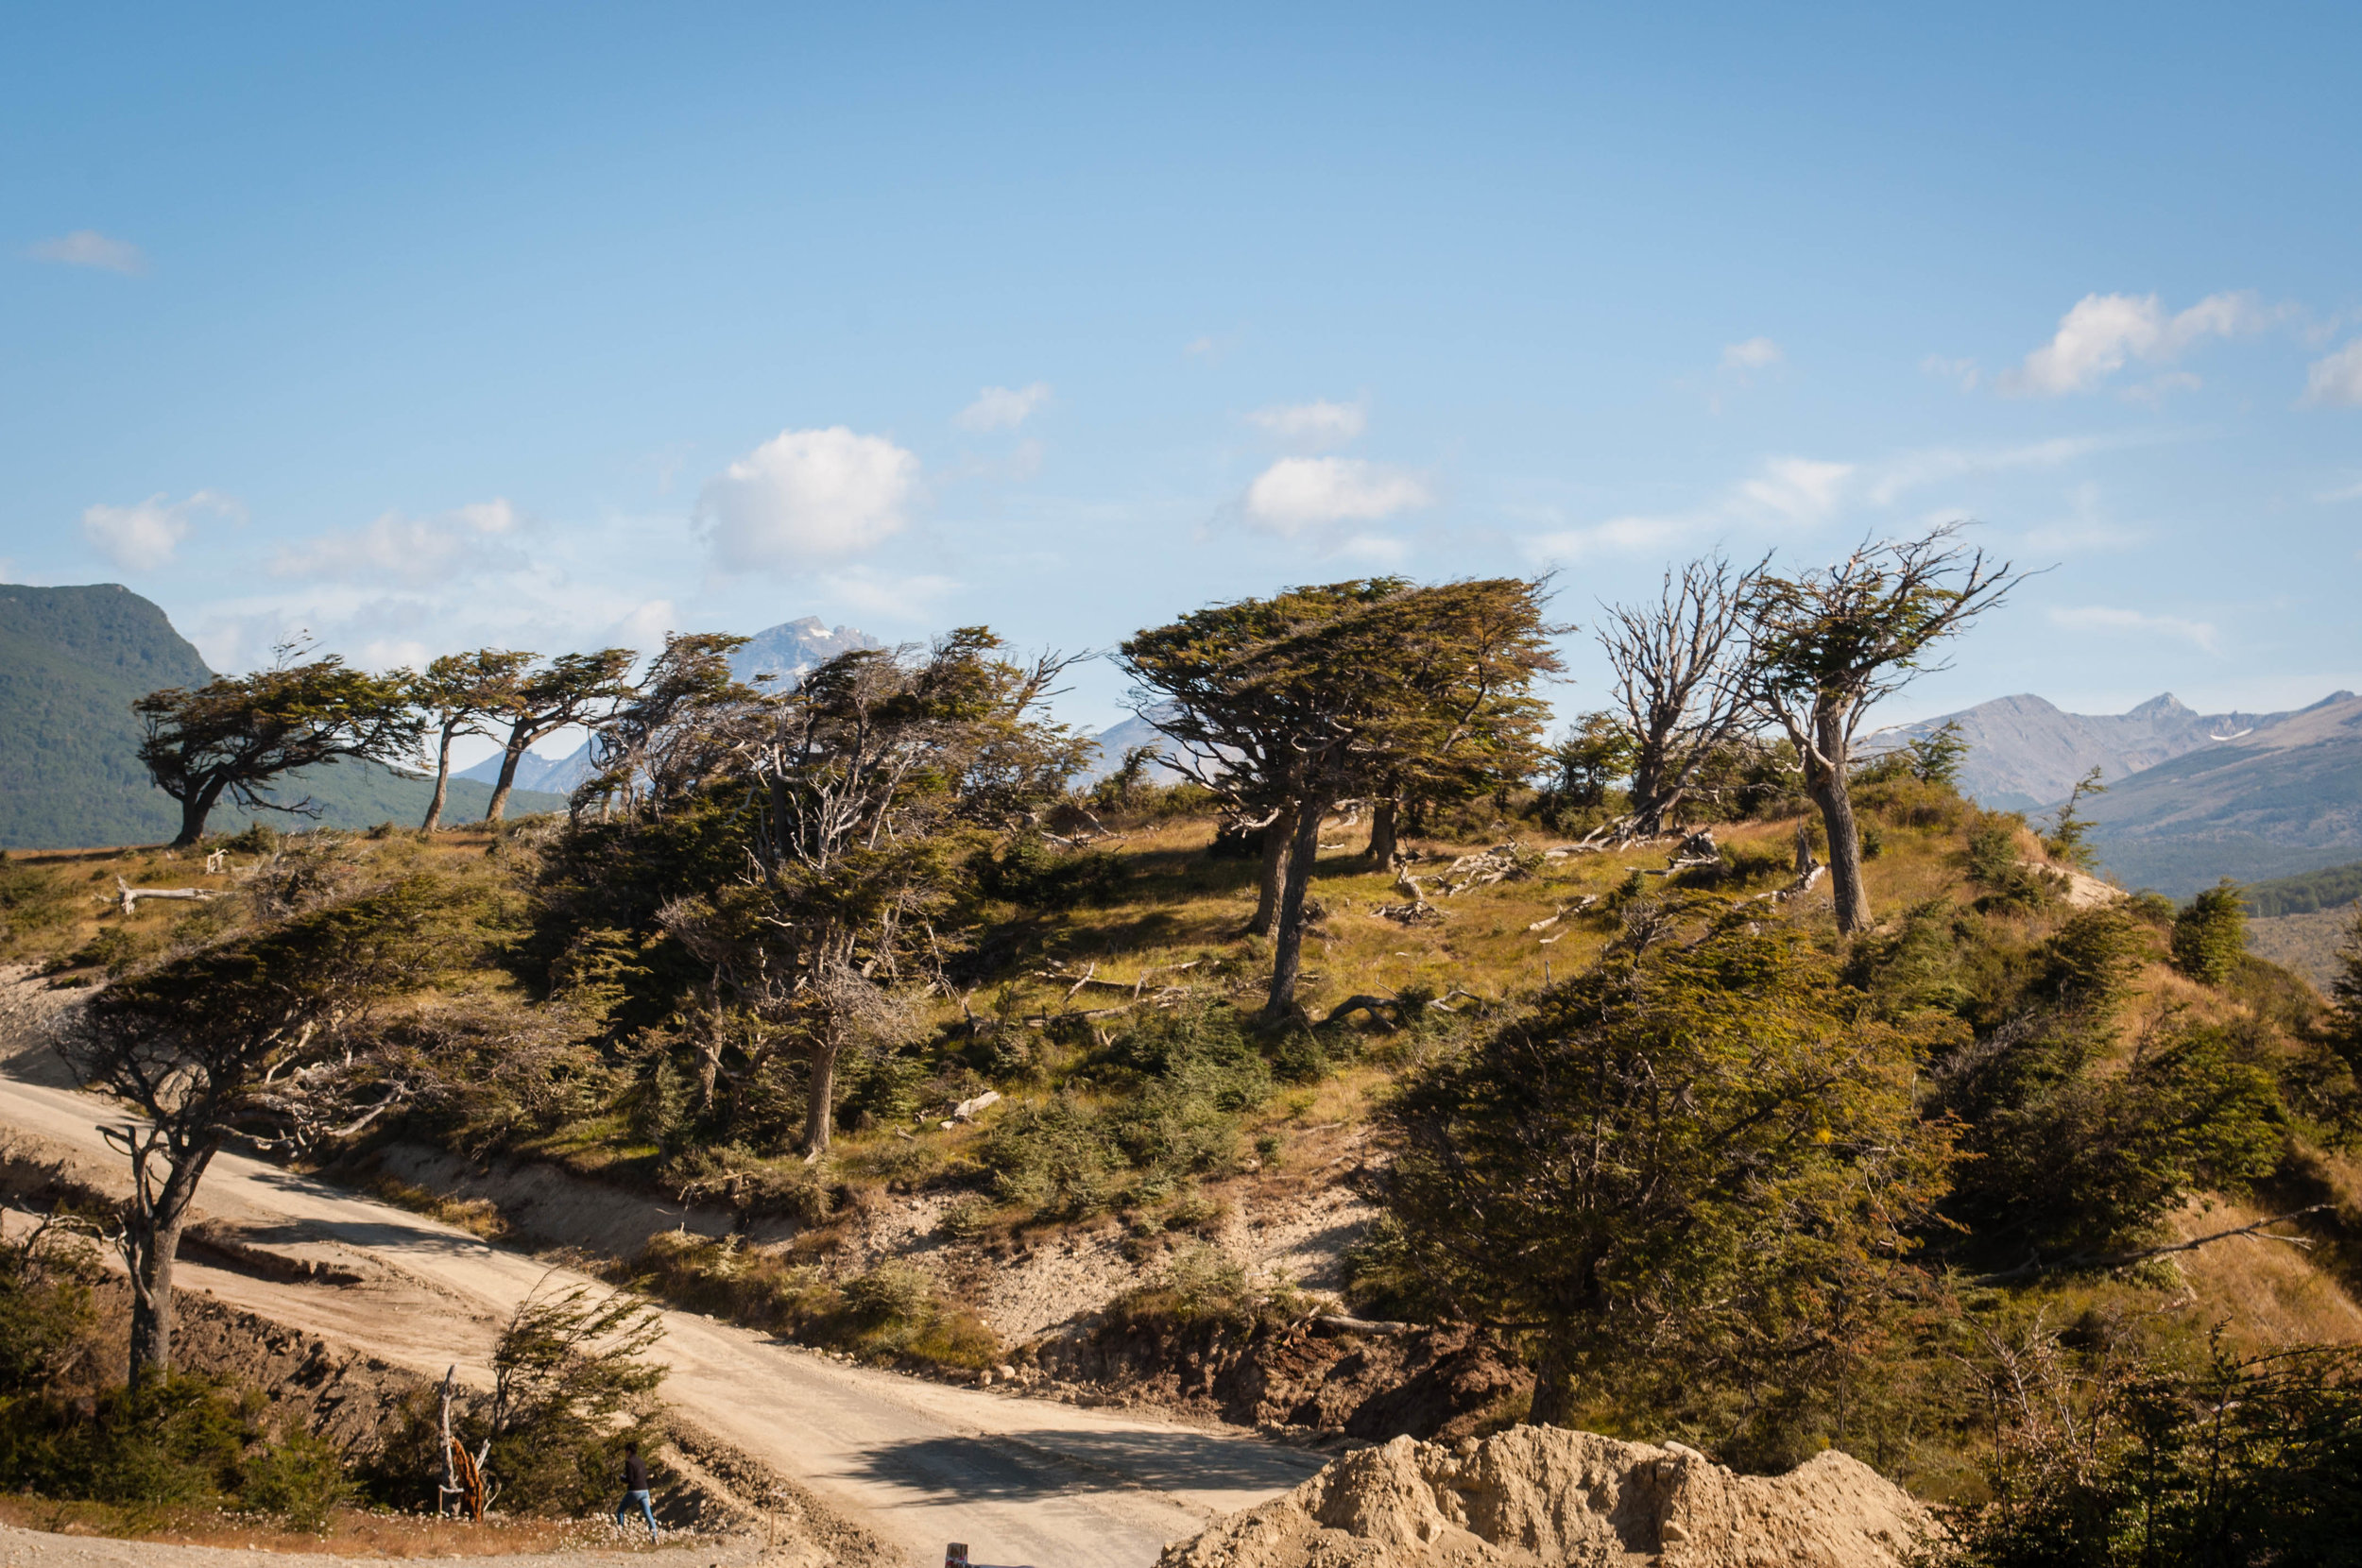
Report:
1157,1425,1934,1568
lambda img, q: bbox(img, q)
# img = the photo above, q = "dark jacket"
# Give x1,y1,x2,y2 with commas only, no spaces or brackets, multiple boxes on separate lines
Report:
623,1453,649,1491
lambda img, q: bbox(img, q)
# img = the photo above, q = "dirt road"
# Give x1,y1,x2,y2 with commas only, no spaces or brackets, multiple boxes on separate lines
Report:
0,1047,1324,1568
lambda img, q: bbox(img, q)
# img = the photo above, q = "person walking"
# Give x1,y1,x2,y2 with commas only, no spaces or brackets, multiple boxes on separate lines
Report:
615,1440,658,1541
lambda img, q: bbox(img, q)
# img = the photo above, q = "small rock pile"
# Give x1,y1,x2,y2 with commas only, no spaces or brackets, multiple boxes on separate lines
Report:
1158,1424,1936,1568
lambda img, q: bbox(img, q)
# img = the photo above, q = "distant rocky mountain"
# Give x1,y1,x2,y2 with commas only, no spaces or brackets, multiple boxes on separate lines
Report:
0,583,561,849
460,615,881,795
1871,692,2294,813
2072,691,2362,896
1078,712,1194,786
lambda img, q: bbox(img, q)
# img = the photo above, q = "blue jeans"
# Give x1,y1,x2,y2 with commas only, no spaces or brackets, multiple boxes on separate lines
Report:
616,1489,657,1538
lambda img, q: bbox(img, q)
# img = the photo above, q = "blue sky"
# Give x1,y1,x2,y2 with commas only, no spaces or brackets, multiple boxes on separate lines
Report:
6,2,2359,757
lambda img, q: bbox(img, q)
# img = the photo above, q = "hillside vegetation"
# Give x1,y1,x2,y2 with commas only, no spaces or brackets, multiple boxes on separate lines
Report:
9,555,2362,1559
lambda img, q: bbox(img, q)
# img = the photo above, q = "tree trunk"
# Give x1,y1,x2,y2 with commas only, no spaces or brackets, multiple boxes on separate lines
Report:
124,1155,206,1390
483,726,531,825
1365,795,1399,864
1251,804,1295,937
1810,707,1871,934
421,725,459,832
1262,796,1328,1022
1528,1336,1575,1427
170,776,228,848
801,1039,840,1155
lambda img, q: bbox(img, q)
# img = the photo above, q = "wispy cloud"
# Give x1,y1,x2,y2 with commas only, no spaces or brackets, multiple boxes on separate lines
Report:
2048,604,2219,653
272,499,527,588
819,566,962,622
954,383,1052,431
2001,290,2270,397
27,230,145,275
81,490,242,571
1246,399,1367,448
1524,455,1852,564
1922,355,1980,392
1864,435,2116,506
1720,337,1782,372
2302,340,2362,407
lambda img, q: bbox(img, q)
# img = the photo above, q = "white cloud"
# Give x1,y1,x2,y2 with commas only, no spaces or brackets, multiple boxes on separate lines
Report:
2302,340,2362,407
1242,457,1432,536
612,598,679,651
28,230,145,274
695,427,920,572
1720,337,1782,371
2001,290,2268,396
272,498,525,588
1247,399,1367,447
1333,534,1411,566
1738,457,1853,524
80,490,241,571
1525,514,1691,562
2319,477,2362,503
2048,604,2219,653
954,383,1051,431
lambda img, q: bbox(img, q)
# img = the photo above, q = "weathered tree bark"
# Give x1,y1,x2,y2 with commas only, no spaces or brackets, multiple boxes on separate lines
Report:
1365,795,1399,865
483,734,532,826
171,777,229,848
1806,707,1871,934
1528,1337,1575,1428
1251,804,1295,937
111,1130,212,1390
801,1038,840,1156
420,726,461,832
1262,798,1329,1021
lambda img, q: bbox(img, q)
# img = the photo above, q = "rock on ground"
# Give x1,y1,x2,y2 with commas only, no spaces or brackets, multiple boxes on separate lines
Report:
1157,1424,1936,1568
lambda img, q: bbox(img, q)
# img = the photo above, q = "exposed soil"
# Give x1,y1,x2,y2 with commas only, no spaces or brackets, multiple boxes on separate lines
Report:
1027,1317,1528,1442
1157,1424,1938,1568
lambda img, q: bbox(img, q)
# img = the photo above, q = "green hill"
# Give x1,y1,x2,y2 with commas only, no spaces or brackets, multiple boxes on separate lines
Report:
2242,859,2362,919
0,582,562,848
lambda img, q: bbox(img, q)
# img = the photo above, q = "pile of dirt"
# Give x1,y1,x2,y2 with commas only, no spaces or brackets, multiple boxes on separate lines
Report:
1157,1425,1935,1568
1027,1316,1528,1440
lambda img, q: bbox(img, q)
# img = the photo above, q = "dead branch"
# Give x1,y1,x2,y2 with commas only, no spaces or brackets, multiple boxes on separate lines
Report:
1965,1204,2335,1288
112,877,221,916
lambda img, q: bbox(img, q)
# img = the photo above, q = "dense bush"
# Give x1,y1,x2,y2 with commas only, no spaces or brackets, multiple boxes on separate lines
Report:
2172,879,2247,986
630,1233,999,1372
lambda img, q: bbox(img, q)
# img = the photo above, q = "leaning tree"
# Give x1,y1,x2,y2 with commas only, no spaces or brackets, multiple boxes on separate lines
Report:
135,650,422,846
67,877,453,1385
1738,526,2018,934
660,629,1085,1154
412,649,534,832
1124,577,1559,1021
479,648,639,824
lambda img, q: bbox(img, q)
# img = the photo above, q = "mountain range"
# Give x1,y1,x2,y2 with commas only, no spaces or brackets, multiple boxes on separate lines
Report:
0,583,565,849
1882,690,2362,896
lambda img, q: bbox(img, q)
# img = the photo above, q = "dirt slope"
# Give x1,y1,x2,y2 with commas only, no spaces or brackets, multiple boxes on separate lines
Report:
1158,1426,1934,1568
0,991,1326,1568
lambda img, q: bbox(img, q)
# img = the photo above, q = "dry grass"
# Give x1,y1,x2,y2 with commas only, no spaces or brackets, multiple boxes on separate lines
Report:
2165,1194,2362,1348
0,1494,690,1555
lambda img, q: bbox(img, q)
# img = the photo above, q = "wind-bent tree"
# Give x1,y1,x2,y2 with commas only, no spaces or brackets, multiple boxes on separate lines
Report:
1125,578,1559,1021
413,649,534,832
1596,554,1755,840
1121,581,1405,938
662,630,1082,1154
66,878,451,1386
1381,908,1955,1442
1738,527,2017,934
135,652,422,846
480,648,638,825
573,633,757,823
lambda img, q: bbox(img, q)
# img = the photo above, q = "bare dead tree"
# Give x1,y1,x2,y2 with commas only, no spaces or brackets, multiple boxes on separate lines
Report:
1595,554,1758,841
1738,525,2020,934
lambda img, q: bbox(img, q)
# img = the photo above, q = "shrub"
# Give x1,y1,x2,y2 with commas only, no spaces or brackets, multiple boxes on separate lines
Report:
239,1427,354,1530
972,833,1123,912
2171,878,2246,986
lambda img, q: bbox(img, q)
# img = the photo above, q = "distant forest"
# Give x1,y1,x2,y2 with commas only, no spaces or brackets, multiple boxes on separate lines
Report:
2246,859,2362,919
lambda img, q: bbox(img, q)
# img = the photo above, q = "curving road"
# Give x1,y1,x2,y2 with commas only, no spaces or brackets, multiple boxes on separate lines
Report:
0,1047,1322,1568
